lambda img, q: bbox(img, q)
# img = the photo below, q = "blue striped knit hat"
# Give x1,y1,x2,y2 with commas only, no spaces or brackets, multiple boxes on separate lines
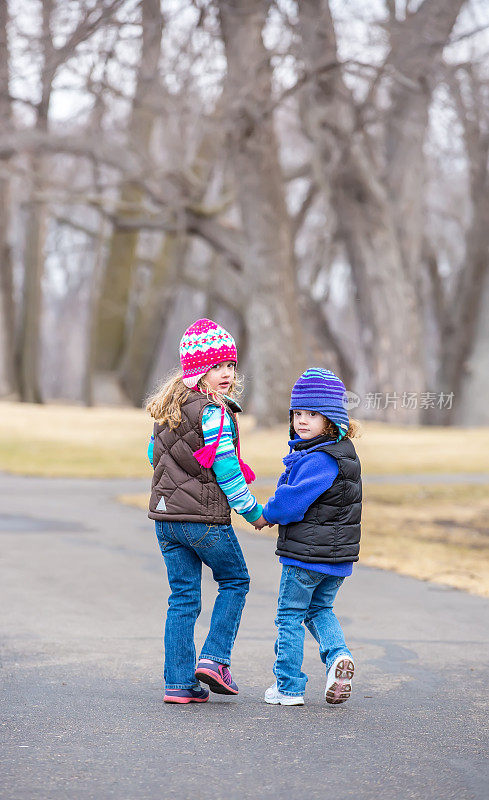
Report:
290,368,350,441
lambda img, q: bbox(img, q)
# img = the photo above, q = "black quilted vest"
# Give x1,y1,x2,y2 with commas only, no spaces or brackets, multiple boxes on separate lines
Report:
275,436,362,563
148,393,239,524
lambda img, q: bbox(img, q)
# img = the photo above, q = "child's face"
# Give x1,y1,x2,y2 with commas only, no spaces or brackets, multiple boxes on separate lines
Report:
202,361,236,394
293,409,326,440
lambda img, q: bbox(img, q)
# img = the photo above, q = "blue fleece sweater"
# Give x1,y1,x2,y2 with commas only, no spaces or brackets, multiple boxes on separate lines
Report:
263,436,353,577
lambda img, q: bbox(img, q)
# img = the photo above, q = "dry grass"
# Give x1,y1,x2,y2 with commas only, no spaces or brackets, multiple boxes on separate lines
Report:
361,483,489,599
345,421,489,476
2,401,489,598
0,402,151,477
2,400,489,477
240,417,489,476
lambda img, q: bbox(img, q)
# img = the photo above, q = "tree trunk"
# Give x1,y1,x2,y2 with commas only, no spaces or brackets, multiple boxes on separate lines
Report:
91,0,163,394
454,267,489,426
298,0,425,420
0,227,15,397
218,0,306,425
83,210,108,406
18,85,51,402
435,68,489,424
16,0,54,402
385,0,465,289
437,185,489,422
119,234,186,405
301,293,355,389
0,0,15,396
17,158,46,402
118,107,228,405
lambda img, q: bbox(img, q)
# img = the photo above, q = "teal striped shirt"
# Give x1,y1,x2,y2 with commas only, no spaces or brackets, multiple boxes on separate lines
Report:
201,405,262,523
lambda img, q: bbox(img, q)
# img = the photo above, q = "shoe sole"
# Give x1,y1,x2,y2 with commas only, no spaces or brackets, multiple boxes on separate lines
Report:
163,695,209,704
195,668,239,695
265,696,304,706
325,658,354,705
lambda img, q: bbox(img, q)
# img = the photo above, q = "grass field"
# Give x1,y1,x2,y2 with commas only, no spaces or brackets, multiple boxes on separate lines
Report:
2,401,489,477
2,401,489,597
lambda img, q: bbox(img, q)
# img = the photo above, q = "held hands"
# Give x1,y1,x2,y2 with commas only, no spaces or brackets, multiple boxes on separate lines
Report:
253,514,273,531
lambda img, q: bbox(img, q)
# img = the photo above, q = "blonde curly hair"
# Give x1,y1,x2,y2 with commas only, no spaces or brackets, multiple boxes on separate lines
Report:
145,368,242,430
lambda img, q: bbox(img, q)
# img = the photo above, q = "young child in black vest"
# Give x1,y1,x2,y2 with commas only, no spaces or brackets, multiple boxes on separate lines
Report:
146,318,266,704
255,368,361,706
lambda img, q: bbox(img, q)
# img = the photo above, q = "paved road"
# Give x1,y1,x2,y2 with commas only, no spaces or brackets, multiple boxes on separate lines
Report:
2,475,488,800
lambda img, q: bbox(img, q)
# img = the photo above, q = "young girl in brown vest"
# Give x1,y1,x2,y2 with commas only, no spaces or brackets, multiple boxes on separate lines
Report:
146,318,266,704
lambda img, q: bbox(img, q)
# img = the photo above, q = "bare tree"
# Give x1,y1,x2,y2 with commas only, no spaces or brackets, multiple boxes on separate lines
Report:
91,0,164,401
15,0,126,402
436,63,489,421
0,0,15,397
385,0,465,292
2,0,487,426
217,0,306,423
118,233,186,406
297,1,421,418
118,117,231,406
296,0,465,419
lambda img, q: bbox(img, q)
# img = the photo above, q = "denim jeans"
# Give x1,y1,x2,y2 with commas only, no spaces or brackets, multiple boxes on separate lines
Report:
273,565,351,696
155,520,250,690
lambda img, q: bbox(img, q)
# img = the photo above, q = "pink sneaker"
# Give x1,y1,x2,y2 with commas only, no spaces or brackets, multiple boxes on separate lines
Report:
163,686,209,704
195,659,239,695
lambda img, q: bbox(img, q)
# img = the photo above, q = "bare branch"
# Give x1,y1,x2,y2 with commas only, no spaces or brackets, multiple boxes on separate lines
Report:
292,181,318,238
52,0,127,70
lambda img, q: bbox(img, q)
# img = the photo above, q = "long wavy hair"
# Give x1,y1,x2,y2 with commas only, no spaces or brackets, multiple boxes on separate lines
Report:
145,368,242,430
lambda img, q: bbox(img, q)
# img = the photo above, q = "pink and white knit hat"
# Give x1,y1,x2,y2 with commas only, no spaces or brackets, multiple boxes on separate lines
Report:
179,318,237,389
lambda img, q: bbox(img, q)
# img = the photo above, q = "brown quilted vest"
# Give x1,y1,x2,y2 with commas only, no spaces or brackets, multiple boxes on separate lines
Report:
148,392,240,524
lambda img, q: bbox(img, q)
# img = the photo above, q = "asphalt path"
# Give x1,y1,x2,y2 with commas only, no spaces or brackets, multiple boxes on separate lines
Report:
1,475,488,800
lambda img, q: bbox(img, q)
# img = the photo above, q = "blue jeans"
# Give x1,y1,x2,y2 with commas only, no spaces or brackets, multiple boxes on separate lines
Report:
273,565,351,696
155,520,250,690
